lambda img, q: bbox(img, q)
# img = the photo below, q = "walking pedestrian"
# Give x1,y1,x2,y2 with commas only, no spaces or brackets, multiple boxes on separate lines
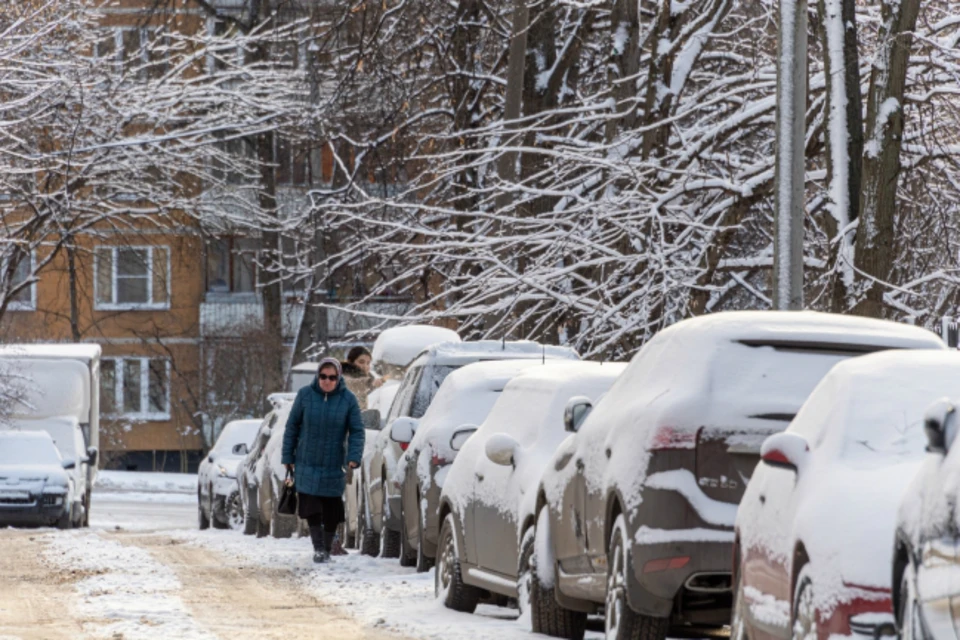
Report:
282,358,364,563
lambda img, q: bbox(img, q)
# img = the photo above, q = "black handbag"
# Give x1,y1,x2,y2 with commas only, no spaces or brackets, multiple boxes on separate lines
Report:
277,469,298,515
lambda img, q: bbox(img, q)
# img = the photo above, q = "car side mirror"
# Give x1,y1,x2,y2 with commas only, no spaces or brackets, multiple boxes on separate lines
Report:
362,409,382,431
925,399,957,455
450,426,478,452
62,459,76,470
207,454,215,463
485,434,520,468
390,417,419,446
86,446,99,467
232,443,248,456
564,396,594,433
760,432,809,473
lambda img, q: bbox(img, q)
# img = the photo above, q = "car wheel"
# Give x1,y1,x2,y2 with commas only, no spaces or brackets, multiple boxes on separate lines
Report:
416,514,435,573
400,501,417,567
792,565,817,640
242,486,260,536
212,501,230,530
606,514,668,640
381,525,402,559
731,552,749,640
899,563,922,640
435,513,480,613
225,491,245,531
359,491,380,556
198,490,210,530
522,509,586,639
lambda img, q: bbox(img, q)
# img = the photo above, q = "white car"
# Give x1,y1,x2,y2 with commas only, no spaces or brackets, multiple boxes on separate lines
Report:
0,431,76,529
392,359,564,570
436,361,625,614
360,340,580,558
198,419,261,530
10,416,96,528
735,350,960,640
255,398,298,538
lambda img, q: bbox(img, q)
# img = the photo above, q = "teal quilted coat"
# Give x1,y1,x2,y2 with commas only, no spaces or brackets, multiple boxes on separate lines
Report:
281,377,365,497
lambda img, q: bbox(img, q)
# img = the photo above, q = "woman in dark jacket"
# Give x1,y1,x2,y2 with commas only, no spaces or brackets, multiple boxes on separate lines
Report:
282,357,365,563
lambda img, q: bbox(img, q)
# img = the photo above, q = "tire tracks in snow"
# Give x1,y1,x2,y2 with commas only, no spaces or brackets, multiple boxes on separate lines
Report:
110,532,404,640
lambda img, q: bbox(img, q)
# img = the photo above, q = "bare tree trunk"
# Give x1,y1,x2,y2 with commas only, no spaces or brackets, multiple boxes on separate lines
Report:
604,0,640,143
257,129,285,389
65,240,82,342
853,0,921,317
817,0,863,312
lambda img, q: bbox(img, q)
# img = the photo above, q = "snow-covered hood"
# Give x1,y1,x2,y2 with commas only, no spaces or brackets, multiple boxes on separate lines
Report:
798,459,922,594
0,463,70,492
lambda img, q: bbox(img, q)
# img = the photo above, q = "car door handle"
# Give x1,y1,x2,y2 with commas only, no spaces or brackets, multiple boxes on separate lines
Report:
605,448,612,459
555,452,574,471
575,458,585,471
759,494,766,505
476,473,484,482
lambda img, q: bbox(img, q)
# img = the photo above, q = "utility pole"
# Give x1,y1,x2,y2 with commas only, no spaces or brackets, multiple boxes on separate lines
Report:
773,0,807,310
495,0,529,212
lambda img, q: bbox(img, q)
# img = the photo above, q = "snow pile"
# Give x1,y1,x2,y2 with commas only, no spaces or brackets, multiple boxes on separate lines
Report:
372,325,461,368
43,532,213,639
96,471,195,494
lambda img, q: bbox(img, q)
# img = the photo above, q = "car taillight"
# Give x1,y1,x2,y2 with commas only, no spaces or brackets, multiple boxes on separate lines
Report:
399,442,409,452
643,556,690,573
649,426,697,451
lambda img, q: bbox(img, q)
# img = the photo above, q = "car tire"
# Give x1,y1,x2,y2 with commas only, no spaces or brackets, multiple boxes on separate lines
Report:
225,491,245,531
242,486,260,536
791,565,817,640
899,562,922,640
522,513,586,639
198,491,210,530
359,490,380,556
381,525,402,559
606,514,668,640
416,515,435,573
400,502,417,567
435,513,480,613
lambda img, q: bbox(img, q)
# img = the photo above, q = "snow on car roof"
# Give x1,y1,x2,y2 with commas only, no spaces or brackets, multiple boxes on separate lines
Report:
414,340,580,366
792,350,960,459
214,419,263,452
372,325,461,367
290,361,319,373
0,343,101,362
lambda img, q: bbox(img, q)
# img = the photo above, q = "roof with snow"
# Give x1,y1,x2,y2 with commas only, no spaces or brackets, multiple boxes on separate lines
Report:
371,325,461,367
413,340,580,366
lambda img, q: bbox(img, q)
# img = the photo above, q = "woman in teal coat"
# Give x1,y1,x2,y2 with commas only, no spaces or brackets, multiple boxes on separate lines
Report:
282,357,365,563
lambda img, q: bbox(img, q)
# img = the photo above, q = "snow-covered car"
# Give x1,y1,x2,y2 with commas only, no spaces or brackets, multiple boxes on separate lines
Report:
528,311,944,640
393,359,562,571
735,350,959,640
894,390,960,640
254,398,298,538
198,418,261,531
436,361,625,615
8,416,96,528
237,406,286,536
0,431,76,529
359,340,580,559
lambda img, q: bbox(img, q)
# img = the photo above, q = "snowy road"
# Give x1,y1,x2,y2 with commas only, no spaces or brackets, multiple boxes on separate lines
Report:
0,485,609,640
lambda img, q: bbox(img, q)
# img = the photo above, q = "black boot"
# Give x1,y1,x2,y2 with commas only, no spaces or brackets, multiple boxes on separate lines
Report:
322,531,336,561
310,526,328,564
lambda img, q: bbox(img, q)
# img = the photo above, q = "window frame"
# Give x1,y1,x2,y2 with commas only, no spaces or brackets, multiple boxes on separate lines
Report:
5,249,36,311
94,245,171,311
101,357,171,421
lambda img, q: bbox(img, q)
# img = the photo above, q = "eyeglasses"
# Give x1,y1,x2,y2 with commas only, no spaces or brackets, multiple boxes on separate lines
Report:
318,374,339,382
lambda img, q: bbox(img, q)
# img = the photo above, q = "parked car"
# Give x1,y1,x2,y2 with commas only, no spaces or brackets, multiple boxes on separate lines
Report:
359,340,580,559
0,431,76,529
736,350,959,640
198,419,261,530
253,398,297,538
9,416,96,528
436,361,625,615
895,391,960,639
237,405,287,536
528,311,944,640
393,359,566,570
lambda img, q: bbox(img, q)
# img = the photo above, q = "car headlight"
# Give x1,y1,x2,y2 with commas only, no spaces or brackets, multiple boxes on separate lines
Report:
218,466,229,477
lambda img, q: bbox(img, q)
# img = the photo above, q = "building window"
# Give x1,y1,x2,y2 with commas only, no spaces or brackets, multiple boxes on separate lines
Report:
206,237,257,294
275,139,316,186
95,246,170,310
101,357,170,419
3,249,36,311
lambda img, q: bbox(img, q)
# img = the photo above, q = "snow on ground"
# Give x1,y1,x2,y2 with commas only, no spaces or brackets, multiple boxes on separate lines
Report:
92,470,197,530
43,530,214,639
174,529,603,640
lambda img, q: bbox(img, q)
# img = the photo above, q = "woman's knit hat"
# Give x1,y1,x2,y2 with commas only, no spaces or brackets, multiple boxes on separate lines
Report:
317,357,343,377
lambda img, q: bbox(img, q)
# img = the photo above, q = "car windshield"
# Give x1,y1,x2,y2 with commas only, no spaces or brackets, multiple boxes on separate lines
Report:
213,422,259,454
0,436,61,466
411,365,460,419
14,422,79,460
842,376,960,459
